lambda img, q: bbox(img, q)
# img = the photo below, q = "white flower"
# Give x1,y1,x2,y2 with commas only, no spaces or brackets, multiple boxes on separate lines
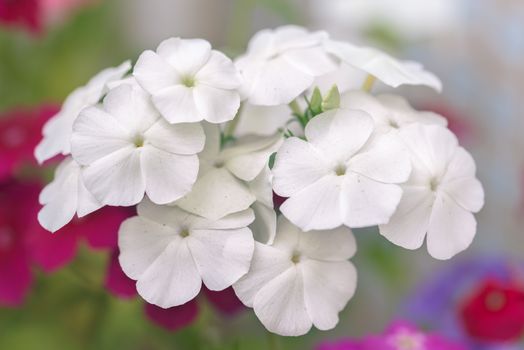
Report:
314,62,367,94
133,37,241,124
70,83,205,207
233,216,357,336
340,91,447,134
35,61,131,164
379,124,484,260
325,40,442,91
176,123,282,220
119,199,255,308
38,157,102,233
248,166,277,244
272,108,411,231
235,25,338,106
234,103,299,137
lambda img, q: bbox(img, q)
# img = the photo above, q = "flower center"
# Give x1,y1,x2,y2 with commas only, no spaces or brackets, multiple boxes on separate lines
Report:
335,164,347,176
133,134,145,148
291,251,301,264
388,119,399,129
485,291,506,311
181,75,196,88
429,177,440,192
179,228,190,238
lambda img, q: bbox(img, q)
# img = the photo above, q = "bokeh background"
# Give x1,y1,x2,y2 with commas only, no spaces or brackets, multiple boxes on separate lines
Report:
1,0,523,349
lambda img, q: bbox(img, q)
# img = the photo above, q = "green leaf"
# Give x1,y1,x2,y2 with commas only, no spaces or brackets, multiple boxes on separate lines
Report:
308,87,322,115
321,85,340,111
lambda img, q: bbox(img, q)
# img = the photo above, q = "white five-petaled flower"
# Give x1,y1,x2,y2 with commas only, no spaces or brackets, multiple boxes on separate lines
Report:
118,199,255,308
325,40,442,92
38,157,102,233
340,91,447,135
70,83,205,207
379,124,484,260
233,216,357,336
35,60,131,164
134,37,242,124
235,25,338,106
272,108,411,231
175,123,282,221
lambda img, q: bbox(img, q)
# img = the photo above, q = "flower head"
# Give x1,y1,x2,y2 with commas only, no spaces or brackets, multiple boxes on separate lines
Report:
379,124,484,260
272,108,411,231
234,216,357,336
235,25,337,105
70,83,205,206
325,40,442,92
35,60,131,164
118,199,255,308
134,37,241,124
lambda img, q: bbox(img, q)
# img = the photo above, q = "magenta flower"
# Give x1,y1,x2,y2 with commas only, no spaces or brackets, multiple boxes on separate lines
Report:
0,105,59,181
0,180,130,306
105,250,245,331
317,321,466,350
0,0,41,33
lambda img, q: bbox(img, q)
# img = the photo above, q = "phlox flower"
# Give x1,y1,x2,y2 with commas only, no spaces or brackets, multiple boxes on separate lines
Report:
118,199,255,308
70,83,205,206
272,108,411,231
233,216,357,336
379,124,484,260
134,37,241,124
235,25,338,106
176,123,282,221
35,60,131,164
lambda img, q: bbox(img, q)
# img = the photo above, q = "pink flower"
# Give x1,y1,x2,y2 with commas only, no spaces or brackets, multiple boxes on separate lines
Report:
0,105,59,182
105,250,245,331
0,180,130,306
0,0,41,33
317,321,467,350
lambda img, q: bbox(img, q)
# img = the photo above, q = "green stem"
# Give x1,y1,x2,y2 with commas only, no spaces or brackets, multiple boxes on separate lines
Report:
267,331,281,350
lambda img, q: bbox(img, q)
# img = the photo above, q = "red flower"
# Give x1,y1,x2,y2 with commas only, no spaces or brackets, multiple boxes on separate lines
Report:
0,105,59,181
105,250,245,331
0,179,130,306
460,279,524,342
0,0,41,33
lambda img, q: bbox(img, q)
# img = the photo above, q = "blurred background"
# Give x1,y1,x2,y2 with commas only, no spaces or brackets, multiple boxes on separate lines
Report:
1,0,523,349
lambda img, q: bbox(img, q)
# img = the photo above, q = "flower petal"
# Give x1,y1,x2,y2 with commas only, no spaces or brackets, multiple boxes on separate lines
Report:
176,167,256,220
341,174,402,228
145,300,199,331
250,202,277,244
105,249,137,299
195,51,241,89
133,50,179,94
442,177,484,213
233,242,293,306
280,175,344,231
156,38,211,75
187,227,254,291
301,260,357,330
0,248,32,307
152,85,201,123
141,147,199,205
283,47,337,76
427,193,477,260
82,147,145,206
144,119,205,155
253,267,311,336
298,226,356,261
272,137,330,197
193,85,240,123
379,187,434,250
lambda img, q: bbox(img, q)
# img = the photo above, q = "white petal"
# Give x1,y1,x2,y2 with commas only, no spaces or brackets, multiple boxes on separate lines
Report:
441,147,477,182
280,175,344,231
253,267,311,336
272,137,330,196
235,103,294,137
341,174,402,228
82,147,145,206
298,226,356,261
249,166,274,208
377,94,447,127
243,57,314,106
427,193,477,260
152,85,201,123
76,171,103,217
305,109,374,164
193,85,240,123
233,242,293,306
187,227,254,291
314,63,367,94
133,50,179,94
283,46,337,76
34,114,70,163
189,208,255,230
442,178,484,214
379,187,434,249
157,38,211,75
301,260,357,331
144,119,205,155
250,202,277,244
141,147,199,204
348,133,411,184
195,51,241,89
71,106,132,165
325,40,442,91
176,167,256,220
199,122,221,161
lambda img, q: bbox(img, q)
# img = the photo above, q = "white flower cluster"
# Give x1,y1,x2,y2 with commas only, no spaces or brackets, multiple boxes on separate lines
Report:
35,26,484,336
